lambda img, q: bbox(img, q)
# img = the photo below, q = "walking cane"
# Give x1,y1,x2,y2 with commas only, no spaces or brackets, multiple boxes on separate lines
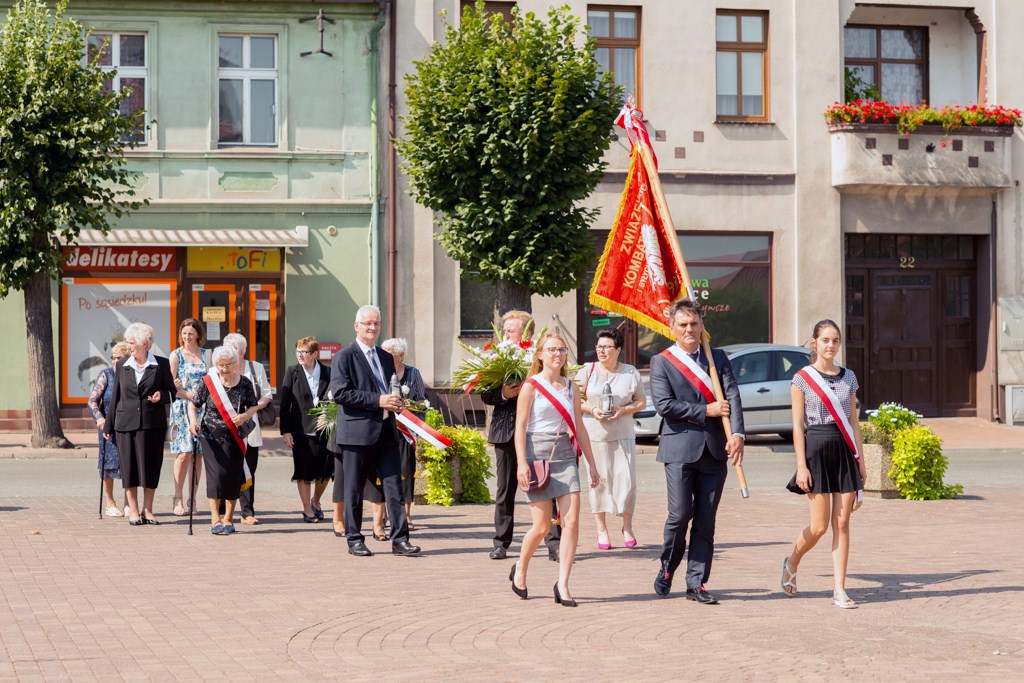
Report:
98,477,104,520
188,437,198,536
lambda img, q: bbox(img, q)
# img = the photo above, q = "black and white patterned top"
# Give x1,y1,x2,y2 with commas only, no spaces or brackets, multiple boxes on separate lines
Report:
792,366,859,427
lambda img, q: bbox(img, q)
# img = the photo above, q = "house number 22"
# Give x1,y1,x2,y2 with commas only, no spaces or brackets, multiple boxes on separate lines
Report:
899,256,916,269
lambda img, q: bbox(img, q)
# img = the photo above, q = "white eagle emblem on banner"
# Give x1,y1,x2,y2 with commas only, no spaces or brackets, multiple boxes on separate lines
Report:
641,223,667,287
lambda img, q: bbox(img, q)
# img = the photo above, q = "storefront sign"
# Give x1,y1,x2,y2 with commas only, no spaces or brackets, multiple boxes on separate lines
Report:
61,278,176,402
202,306,226,323
63,246,176,272
187,247,281,273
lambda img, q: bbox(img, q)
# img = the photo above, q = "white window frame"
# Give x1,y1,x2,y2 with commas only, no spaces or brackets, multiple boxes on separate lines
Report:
217,33,279,147
88,31,149,144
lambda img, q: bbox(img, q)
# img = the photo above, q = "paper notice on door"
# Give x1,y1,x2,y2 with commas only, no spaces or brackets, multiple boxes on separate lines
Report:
255,310,270,321
207,321,222,341
254,297,270,311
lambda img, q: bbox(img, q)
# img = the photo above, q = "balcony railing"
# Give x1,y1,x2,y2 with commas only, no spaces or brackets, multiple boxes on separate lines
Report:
829,123,1013,189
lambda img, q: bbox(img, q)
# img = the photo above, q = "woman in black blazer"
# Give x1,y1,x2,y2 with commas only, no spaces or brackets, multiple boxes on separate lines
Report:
278,336,333,523
103,322,175,526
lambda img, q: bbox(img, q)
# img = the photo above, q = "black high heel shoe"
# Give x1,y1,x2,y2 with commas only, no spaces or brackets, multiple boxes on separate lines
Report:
509,564,527,600
553,583,577,607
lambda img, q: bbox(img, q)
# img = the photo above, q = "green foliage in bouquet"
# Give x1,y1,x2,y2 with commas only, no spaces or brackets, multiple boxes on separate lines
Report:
450,322,543,392
308,401,338,440
888,425,962,500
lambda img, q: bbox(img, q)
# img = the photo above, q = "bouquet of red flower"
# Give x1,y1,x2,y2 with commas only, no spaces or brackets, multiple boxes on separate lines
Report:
450,322,544,394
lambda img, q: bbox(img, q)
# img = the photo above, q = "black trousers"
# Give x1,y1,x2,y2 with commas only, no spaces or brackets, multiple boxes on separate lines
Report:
660,447,728,590
492,439,560,552
334,426,408,547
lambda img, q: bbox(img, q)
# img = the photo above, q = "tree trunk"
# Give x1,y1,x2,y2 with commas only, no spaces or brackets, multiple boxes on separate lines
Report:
495,279,532,317
25,271,73,448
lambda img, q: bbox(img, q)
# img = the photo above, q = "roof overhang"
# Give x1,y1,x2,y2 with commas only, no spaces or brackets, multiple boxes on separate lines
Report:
68,226,309,248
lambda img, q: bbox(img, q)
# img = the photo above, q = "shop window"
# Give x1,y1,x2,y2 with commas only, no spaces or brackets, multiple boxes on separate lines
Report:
579,233,772,368
460,274,497,336
716,10,769,121
588,6,641,105
87,32,148,143
844,25,928,104
218,34,278,145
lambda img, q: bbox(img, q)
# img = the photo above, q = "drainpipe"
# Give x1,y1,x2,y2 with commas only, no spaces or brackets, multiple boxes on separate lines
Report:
367,2,388,308
387,0,397,338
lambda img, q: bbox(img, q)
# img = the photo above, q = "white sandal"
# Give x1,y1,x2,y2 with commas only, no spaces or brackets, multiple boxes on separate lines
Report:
780,556,797,596
832,590,858,609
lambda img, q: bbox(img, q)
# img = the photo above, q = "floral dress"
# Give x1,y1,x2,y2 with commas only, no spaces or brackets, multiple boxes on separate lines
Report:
87,367,120,479
170,347,207,454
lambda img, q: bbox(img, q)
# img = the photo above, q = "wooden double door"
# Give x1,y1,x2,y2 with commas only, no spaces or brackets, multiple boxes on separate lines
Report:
846,242,977,417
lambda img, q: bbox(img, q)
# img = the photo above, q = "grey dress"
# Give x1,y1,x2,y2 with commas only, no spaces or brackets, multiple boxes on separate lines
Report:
524,377,580,502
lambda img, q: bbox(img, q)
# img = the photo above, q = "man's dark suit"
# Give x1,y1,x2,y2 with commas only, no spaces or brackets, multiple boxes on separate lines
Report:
279,361,333,481
483,387,560,552
329,342,409,547
650,346,744,590
103,355,175,490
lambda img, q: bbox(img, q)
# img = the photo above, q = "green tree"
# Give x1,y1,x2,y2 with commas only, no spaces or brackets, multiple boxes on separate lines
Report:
0,0,142,447
397,1,619,314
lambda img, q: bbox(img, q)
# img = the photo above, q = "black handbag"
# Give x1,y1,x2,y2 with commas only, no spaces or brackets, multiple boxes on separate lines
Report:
249,361,277,427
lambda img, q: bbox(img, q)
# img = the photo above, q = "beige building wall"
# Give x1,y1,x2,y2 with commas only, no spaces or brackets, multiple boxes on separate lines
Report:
387,0,1024,421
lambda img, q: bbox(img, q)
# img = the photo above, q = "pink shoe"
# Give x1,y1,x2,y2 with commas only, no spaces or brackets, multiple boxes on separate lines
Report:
597,532,612,550
622,528,638,548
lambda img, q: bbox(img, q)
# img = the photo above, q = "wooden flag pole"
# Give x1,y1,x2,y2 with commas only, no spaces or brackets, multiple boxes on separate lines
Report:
635,142,750,498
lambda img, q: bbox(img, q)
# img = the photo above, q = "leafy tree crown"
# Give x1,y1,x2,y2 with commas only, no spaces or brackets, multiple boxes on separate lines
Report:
397,1,620,297
0,0,143,297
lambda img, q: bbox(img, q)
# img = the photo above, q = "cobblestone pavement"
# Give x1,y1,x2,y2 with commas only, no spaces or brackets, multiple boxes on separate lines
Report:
2,453,1023,681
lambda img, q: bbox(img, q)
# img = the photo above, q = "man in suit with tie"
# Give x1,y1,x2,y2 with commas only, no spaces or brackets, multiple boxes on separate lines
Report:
649,299,744,603
329,305,420,557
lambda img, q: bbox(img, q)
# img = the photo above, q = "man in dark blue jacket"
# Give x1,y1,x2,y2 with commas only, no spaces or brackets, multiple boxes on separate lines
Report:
329,305,420,557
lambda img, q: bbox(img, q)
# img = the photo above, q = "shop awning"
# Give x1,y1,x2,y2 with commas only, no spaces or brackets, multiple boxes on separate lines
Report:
69,226,309,248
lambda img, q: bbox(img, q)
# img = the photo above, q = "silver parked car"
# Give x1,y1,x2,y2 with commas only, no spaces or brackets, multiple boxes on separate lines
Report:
633,344,812,440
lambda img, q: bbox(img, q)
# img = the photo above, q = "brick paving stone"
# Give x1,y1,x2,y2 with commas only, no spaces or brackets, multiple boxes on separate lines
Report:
2,466,1024,680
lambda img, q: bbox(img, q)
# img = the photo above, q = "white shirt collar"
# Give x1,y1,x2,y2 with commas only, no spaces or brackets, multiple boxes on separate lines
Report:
356,339,376,357
125,352,158,371
304,362,320,381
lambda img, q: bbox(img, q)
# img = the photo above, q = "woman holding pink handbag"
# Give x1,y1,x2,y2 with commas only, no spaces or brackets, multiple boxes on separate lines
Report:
509,333,599,607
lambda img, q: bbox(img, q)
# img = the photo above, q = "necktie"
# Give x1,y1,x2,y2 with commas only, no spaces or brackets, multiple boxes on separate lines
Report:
367,349,387,392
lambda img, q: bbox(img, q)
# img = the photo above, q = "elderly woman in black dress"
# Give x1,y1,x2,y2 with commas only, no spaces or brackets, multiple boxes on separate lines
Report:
89,341,131,518
279,335,333,523
188,345,258,535
103,322,176,526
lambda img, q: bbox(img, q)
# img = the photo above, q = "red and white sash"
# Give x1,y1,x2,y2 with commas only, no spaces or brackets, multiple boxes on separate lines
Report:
661,346,716,403
395,409,452,451
796,366,860,461
203,374,254,491
526,376,582,457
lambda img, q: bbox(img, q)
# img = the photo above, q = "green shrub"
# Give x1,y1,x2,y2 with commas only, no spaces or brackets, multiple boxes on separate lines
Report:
859,422,892,450
888,425,962,500
867,402,921,437
416,410,493,506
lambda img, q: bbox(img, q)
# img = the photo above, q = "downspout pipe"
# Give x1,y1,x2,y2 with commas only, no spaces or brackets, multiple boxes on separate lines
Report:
367,2,387,308
387,0,397,338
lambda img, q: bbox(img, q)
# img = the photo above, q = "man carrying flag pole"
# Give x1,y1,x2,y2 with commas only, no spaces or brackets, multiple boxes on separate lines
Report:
591,102,747,602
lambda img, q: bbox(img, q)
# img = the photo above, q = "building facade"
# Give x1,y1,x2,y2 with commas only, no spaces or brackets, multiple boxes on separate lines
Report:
391,0,1024,422
0,0,383,426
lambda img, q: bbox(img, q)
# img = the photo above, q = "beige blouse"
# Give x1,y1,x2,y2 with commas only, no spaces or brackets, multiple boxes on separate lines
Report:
575,362,644,442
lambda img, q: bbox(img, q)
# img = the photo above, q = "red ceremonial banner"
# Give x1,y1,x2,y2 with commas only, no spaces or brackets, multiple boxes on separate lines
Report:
589,144,685,339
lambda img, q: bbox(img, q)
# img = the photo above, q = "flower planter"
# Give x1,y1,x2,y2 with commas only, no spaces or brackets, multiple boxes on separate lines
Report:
414,454,462,505
861,443,900,499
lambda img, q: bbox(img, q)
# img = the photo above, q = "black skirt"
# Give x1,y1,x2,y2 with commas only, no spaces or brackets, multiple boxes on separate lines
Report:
787,423,863,495
291,434,332,483
201,435,246,501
